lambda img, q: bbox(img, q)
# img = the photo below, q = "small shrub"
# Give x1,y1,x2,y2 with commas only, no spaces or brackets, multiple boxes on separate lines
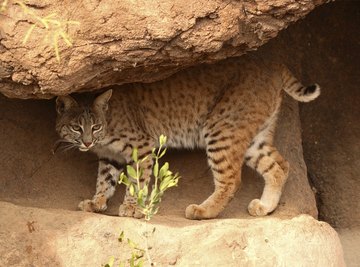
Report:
119,134,180,221
105,135,180,266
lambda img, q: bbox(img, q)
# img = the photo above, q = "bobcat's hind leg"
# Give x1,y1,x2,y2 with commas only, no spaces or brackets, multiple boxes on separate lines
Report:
185,122,249,220
79,157,124,213
245,140,289,216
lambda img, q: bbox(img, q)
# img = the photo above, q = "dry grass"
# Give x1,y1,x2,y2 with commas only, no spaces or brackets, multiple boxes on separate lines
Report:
1,0,80,62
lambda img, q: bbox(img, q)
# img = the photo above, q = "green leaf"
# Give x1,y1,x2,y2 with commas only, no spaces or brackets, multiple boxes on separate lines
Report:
142,184,148,197
127,165,137,179
138,189,143,200
132,148,138,162
159,178,171,191
167,179,179,188
106,256,115,267
127,238,138,249
159,147,167,158
129,184,135,196
137,196,145,208
159,162,169,179
153,161,159,177
134,252,144,259
118,231,124,242
150,188,159,201
151,198,161,206
119,173,130,186
159,135,167,146
130,254,135,267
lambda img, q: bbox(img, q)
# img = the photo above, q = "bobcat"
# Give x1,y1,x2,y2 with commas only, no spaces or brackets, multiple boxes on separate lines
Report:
55,55,320,220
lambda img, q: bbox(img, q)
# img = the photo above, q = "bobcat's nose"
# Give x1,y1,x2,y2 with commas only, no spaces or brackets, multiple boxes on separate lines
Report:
84,142,92,148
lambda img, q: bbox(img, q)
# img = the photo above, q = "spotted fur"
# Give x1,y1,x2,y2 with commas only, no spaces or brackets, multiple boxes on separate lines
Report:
55,55,320,219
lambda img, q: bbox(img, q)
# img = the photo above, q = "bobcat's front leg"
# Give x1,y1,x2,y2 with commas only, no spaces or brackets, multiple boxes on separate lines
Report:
119,140,154,218
79,157,124,213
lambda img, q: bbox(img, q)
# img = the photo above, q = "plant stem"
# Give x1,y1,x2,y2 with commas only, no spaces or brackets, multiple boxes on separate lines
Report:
144,221,153,266
136,161,141,190
154,159,159,192
153,144,162,192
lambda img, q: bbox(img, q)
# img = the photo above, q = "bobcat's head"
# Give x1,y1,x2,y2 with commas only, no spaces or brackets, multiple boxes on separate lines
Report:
55,90,112,152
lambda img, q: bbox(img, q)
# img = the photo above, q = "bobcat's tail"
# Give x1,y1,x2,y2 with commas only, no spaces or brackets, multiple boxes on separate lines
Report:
282,68,320,102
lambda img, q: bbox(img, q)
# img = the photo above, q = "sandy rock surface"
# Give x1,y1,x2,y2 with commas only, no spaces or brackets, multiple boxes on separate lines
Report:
0,202,344,267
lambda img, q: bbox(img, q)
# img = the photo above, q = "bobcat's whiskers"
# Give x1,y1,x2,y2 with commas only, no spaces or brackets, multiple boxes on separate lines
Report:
52,139,80,154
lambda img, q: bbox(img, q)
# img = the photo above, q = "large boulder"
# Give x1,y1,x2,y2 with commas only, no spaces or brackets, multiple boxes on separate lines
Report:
0,0,327,98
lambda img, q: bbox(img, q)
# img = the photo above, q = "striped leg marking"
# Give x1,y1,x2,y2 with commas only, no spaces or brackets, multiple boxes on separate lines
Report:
79,158,124,213
185,124,247,220
245,141,289,216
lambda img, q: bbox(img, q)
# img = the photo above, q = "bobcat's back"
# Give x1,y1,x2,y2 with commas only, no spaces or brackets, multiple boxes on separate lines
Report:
109,56,286,149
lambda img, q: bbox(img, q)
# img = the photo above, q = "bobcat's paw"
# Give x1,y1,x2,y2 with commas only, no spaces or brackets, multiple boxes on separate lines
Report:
119,203,143,218
78,197,107,213
248,199,270,216
185,204,209,220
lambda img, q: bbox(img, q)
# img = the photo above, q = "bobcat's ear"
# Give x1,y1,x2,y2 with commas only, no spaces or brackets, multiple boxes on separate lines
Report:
94,89,113,112
56,95,78,115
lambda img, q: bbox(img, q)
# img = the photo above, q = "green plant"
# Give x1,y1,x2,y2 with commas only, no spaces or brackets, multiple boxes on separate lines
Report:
1,0,79,62
105,135,180,267
104,230,150,267
119,134,180,221
105,231,146,267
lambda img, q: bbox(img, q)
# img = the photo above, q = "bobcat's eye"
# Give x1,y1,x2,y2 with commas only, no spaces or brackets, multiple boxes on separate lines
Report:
71,125,82,132
92,124,102,131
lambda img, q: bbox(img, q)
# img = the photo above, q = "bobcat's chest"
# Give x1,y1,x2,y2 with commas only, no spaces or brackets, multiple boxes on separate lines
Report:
93,137,126,160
